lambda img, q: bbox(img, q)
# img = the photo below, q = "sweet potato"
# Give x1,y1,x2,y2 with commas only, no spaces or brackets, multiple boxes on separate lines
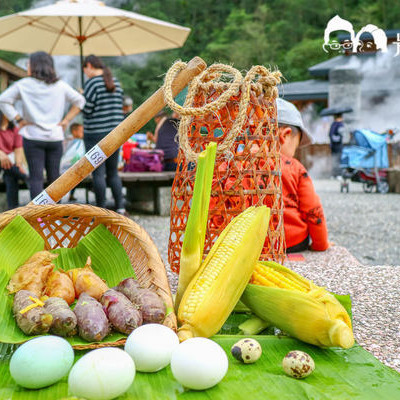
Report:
68,257,108,300
7,251,57,296
116,278,166,324
44,297,77,337
101,289,142,334
74,293,109,342
45,270,75,305
13,290,53,335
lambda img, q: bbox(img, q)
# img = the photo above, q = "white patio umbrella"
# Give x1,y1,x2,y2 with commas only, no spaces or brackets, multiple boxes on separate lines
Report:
0,0,191,85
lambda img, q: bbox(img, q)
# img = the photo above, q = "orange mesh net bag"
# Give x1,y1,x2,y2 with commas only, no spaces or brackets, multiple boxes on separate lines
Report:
163,62,285,273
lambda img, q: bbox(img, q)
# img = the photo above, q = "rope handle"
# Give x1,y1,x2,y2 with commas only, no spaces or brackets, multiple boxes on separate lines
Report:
163,62,282,161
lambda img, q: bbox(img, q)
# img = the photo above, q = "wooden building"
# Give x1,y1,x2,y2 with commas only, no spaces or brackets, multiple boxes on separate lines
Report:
0,58,26,92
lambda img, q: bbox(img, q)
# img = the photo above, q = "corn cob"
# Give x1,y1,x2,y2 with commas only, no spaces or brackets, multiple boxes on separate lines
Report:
175,142,217,311
242,261,354,349
177,206,270,341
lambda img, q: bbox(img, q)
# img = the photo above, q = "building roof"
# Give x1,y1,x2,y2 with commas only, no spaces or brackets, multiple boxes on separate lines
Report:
308,53,377,77
279,79,329,101
0,58,26,79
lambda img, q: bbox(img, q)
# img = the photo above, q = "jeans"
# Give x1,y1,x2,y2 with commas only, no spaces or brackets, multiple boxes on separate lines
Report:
1,165,27,209
84,136,124,210
23,138,63,199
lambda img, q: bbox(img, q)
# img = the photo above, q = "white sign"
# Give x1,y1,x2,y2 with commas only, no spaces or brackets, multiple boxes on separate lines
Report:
32,190,56,205
85,145,107,168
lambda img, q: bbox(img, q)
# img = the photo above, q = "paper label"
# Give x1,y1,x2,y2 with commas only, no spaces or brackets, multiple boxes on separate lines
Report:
85,145,107,168
32,190,56,205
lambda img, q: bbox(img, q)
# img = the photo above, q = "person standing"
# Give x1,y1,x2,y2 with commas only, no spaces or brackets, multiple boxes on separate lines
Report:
0,112,27,209
147,110,179,171
0,51,85,199
82,55,126,214
329,113,346,177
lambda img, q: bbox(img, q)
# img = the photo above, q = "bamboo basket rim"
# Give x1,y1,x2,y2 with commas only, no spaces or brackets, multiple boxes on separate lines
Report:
0,203,176,350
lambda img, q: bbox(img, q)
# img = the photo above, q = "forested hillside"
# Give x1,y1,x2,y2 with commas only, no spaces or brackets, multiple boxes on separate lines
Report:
1,0,400,105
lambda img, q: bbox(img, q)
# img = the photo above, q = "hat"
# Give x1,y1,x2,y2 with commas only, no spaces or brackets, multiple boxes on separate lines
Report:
276,98,313,146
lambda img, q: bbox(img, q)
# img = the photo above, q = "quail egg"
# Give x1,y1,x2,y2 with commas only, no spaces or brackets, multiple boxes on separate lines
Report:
231,338,262,364
282,350,315,379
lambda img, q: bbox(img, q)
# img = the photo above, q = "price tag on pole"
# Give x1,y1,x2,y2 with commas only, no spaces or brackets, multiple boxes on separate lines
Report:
85,145,107,168
32,190,56,205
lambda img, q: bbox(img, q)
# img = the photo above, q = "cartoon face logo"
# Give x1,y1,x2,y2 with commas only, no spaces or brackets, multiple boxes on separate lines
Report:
323,15,388,54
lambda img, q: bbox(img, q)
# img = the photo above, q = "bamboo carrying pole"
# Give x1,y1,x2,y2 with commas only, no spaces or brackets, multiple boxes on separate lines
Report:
30,56,207,205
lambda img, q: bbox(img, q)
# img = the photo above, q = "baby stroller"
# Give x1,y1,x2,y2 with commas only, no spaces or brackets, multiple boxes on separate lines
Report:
340,129,390,193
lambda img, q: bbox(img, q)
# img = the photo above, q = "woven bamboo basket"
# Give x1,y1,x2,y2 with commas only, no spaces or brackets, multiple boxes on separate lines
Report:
0,203,176,350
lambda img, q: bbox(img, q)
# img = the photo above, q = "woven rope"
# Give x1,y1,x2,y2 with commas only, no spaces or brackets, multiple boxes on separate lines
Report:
0,204,177,349
167,63,285,272
163,61,281,161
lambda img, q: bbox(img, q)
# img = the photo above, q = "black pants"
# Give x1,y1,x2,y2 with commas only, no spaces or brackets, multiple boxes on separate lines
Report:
287,236,310,253
1,165,27,209
84,136,124,210
23,138,63,199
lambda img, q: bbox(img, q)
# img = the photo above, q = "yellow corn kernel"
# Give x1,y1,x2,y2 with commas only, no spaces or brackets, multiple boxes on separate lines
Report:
178,206,270,341
252,263,308,292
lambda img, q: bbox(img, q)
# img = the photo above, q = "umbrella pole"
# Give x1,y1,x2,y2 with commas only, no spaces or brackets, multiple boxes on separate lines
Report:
78,16,84,89
30,56,207,205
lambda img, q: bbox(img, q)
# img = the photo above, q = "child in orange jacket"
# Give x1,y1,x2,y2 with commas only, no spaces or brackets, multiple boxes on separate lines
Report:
276,98,330,252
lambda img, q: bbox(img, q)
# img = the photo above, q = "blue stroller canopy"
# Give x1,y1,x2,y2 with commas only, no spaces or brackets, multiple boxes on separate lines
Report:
341,129,389,169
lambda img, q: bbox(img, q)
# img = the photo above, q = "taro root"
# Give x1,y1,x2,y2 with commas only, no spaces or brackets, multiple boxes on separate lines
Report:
13,290,53,335
101,289,142,334
116,278,166,324
44,297,77,337
73,293,109,342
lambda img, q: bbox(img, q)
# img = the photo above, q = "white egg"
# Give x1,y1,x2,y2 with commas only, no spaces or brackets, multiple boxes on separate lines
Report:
68,347,135,400
124,324,179,372
10,336,74,389
171,337,228,390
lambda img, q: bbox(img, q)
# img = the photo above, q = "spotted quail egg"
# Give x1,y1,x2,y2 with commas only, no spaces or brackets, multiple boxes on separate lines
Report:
282,350,315,379
231,338,262,364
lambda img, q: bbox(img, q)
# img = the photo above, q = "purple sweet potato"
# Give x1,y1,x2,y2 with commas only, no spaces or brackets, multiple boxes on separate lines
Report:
116,278,166,324
101,289,142,334
44,297,77,337
13,290,53,335
73,293,109,342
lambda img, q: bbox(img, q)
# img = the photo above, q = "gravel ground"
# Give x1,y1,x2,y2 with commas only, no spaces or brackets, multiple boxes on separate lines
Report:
313,179,400,266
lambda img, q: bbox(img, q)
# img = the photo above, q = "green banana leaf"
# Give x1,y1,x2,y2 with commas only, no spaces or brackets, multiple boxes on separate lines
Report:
0,216,135,347
0,335,399,399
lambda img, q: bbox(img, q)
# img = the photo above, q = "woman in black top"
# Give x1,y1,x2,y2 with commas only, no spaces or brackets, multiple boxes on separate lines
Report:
82,55,125,214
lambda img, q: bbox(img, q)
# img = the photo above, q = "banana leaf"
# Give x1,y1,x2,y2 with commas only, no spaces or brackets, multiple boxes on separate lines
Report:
0,335,399,399
0,216,135,347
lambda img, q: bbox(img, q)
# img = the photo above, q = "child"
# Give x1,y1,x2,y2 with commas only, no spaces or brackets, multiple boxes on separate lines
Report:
0,111,27,209
276,98,329,252
61,123,84,201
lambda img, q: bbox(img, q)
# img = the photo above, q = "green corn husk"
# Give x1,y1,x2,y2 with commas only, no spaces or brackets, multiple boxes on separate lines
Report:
175,142,217,311
238,315,270,335
242,262,354,349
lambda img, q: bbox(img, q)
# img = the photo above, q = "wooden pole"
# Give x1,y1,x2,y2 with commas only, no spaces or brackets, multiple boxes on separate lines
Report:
31,56,207,205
